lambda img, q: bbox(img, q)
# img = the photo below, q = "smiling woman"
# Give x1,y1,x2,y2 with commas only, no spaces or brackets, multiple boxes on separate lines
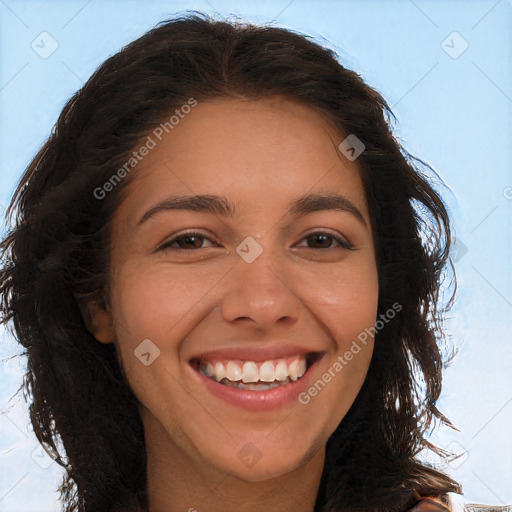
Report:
0,11,491,512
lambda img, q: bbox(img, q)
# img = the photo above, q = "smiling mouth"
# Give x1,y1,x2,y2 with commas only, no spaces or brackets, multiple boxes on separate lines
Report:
189,352,322,391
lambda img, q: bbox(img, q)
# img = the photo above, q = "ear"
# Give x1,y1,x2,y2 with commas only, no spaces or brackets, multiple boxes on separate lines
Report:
81,299,116,344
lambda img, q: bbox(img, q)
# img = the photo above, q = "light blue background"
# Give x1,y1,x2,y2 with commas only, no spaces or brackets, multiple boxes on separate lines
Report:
1,1,511,510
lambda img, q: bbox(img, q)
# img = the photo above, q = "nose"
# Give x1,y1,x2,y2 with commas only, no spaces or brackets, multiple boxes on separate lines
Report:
220,245,302,330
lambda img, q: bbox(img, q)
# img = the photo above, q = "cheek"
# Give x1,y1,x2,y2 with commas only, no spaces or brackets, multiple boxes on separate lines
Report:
303,259,379,405
107,267,204,415
305,259,379,341
109,262,221,346
301,266,378,423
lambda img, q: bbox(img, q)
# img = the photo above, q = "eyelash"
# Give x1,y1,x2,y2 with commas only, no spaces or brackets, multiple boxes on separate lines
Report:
156,230,354,252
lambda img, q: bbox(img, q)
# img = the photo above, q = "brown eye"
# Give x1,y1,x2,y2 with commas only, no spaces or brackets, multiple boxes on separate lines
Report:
297,232,353,250
307,234,333,249
157,232,217,251
174,235,205,249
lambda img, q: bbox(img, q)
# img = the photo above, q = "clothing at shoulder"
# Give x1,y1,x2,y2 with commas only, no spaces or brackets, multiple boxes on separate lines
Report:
409,493,512,512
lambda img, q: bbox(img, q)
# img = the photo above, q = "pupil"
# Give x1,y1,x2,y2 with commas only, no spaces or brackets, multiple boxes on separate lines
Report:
184,236,201,248
311,234,330,248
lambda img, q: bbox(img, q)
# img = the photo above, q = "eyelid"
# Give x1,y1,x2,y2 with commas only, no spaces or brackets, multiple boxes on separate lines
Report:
154,230,218,252
155,228,354,252
294,229,353,250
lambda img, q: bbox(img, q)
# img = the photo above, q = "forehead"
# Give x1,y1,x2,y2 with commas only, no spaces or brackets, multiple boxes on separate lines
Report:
117,97,368,221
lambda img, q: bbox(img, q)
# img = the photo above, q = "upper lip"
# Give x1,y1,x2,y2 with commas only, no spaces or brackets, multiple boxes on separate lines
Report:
189,344,324,363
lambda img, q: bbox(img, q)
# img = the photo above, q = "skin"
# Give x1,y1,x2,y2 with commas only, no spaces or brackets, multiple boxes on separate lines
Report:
87,97,379,512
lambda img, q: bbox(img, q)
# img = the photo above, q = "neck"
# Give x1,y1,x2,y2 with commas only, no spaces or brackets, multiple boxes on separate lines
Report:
143,415,325,512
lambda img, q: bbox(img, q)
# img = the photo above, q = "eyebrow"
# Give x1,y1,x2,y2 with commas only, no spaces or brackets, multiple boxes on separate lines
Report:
137,193,366,226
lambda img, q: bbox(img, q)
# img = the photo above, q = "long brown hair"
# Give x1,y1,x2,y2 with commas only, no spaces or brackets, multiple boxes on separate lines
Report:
0,12,461,512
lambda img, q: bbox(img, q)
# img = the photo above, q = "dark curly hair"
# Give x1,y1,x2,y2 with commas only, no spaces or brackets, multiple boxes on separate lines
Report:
0,11,461,512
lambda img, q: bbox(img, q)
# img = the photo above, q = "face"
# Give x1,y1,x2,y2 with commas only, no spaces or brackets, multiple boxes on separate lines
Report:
90,97,379,482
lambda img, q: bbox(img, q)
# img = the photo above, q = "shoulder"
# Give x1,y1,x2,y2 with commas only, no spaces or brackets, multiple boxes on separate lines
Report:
409,493,512,512
444,492,512,512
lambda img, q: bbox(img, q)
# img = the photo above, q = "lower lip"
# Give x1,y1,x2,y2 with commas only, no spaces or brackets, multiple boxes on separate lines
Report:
189,359,320,412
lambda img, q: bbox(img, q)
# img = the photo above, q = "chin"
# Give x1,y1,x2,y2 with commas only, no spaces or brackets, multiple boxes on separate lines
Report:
202,435,319,483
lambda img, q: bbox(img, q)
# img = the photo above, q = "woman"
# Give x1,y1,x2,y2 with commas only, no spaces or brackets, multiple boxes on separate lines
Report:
0,12,498,512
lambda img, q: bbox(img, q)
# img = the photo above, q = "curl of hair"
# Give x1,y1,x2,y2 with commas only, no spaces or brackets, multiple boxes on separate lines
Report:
0,12,461,512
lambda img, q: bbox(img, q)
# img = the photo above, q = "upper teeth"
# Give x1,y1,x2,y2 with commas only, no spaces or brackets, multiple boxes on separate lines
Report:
201,356,307,383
